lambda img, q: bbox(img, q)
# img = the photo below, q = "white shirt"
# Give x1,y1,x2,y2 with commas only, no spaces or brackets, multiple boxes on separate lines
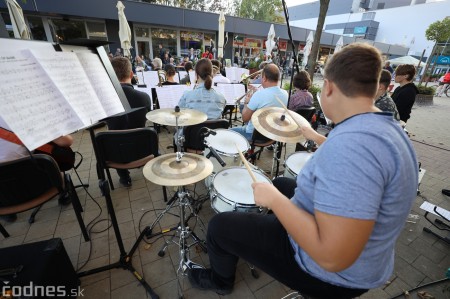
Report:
213,74,231,84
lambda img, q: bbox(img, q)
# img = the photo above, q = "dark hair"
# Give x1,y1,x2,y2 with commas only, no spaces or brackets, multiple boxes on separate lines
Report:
111,57,131,82
324,43,382,98
195,58,213,89
262,63,280,82
293,70,311,90
164,64,176,77
184,61,193,72
395,64,416,81
379,69,392,88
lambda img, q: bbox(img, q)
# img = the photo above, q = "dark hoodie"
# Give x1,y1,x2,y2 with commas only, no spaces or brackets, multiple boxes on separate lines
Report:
391,82,419,122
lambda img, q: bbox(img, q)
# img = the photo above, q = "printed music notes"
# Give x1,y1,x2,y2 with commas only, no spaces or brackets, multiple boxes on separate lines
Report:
0,49,125,150
215,84,246,105
225,67,249,83
155,85,193,109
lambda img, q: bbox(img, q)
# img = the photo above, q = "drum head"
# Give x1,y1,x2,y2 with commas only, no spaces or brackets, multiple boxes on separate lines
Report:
285,152,313,175
205,129,249,154
212,167,271,205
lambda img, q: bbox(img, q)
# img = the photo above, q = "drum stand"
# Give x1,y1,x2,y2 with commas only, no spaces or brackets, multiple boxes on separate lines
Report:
269,142,283,178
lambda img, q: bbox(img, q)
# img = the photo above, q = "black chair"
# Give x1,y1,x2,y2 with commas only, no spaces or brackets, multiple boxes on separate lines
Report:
183,119,230,153
249,129,276,164
0,154,89,241
95,128,166,199
294,106,316,123
105,107,148,130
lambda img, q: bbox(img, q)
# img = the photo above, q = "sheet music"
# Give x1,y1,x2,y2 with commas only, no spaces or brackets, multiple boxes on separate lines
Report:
178,71,187,82
189,71,197,86
155,85,193,109
225,67,249,83
420,201,450,220
135,85,153,109
76,52,124,116
27,50,107,126
142,71,160,87
0,51,83,150
215,84,246,105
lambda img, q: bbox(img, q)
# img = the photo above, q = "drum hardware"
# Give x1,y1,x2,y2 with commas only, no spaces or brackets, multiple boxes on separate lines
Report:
143,107,212,298
200,128,227,167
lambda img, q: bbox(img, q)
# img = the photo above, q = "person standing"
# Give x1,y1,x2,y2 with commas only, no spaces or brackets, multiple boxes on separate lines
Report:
202,48,213,60
391,64,418,123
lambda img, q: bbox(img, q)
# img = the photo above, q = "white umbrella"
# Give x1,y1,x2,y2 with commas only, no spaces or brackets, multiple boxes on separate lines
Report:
5,0,30,39
388,55,421,66
117,1,132,57
302,31,314,68
218,11,226,59
265,24,276,56
334,36,344,53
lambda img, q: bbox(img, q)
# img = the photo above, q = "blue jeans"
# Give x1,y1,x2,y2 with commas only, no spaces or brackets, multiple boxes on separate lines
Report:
230,126,253,142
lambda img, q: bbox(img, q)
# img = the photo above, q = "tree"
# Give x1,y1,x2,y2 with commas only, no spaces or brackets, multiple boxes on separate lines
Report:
236,0,285,23
420,17,450,86
306,0,330,82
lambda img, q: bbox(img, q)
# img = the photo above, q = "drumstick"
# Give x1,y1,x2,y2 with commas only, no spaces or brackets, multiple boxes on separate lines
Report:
275,96,304,129
235,143,257,183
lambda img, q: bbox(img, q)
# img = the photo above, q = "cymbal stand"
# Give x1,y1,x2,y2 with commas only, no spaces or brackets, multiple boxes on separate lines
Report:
270,142,283,178
146,106,207,298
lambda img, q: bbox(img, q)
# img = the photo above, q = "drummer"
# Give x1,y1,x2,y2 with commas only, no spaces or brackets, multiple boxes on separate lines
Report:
187,44,418,298
231,63,288,141
178,58,226,119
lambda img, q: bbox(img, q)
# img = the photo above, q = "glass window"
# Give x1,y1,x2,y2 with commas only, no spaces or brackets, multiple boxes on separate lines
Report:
135,27,150,38
151,28,177,59
50,18,87,42
86,21,107,40
1,13,14,38
204,33,216,51
27,16,47,41
180,31,203,57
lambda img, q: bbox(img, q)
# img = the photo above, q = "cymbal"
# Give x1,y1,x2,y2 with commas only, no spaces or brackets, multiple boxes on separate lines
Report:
143,153,213,186
146,108,207,126
252,107,311,143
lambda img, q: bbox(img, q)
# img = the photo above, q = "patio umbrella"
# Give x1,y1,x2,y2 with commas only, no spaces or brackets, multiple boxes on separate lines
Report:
334,36,344,53
218,11,226,58
5,0,30,39
117,1,132,57
302,31,313,68
265,24,276,56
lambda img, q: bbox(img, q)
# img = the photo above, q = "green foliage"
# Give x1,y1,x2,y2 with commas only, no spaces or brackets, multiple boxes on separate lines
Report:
247,59,258,69
425,18,450,43
416,85,435,95
236,0,285,23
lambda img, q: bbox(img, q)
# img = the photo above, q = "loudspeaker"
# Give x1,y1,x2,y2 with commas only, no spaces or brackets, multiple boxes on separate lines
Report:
0,238,80,298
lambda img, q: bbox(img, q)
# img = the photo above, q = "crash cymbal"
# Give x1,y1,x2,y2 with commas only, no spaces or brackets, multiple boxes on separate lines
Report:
146,108,207,126
143,153,213,186
252,107,311,143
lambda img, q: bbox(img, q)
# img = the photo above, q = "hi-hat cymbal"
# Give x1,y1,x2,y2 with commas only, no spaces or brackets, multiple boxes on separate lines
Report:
143,153,213,186
146,108,207,126
252,107,311,143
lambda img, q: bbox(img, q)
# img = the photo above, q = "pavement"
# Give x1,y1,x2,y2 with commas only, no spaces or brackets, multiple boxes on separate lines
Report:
0,85,449,299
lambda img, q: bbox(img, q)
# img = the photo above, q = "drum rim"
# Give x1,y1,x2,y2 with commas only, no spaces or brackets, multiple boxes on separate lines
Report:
205,129,250,154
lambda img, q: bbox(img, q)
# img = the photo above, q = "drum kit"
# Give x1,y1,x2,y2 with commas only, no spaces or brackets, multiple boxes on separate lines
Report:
142,104,313,297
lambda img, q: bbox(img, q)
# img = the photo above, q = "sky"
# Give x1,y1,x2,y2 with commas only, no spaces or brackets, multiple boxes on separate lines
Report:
285,0,318,7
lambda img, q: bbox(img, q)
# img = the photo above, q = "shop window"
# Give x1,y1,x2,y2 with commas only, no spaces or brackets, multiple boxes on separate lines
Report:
27,16,47,41
151,28,177,59
135,27,150,38
180,31,203,57
86,21,107,40
49,18,87,42
1,13,14,38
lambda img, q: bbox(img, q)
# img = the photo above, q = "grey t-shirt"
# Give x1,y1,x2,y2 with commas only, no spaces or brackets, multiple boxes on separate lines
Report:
289,112,418,289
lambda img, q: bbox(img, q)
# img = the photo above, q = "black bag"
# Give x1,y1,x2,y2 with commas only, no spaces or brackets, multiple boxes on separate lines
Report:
35,143,75,172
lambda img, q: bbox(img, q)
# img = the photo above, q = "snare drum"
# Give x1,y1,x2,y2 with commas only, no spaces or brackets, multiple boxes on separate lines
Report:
204,129,250,173
210,167,271,213
283,152,313,179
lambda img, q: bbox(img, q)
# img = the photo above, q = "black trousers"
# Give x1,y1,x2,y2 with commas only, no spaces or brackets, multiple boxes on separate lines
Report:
206,177,368,299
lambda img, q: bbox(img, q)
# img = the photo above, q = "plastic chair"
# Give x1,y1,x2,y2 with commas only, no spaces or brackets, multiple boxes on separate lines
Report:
183,119,230,153
0,154,89,241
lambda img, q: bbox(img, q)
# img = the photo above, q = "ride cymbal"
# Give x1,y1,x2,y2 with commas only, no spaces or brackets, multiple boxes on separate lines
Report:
252,107,311,143
146,108,207,126
143,153,213,186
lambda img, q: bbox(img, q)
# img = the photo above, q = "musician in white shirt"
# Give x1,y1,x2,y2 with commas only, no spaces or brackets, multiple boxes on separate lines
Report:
211,59,231,84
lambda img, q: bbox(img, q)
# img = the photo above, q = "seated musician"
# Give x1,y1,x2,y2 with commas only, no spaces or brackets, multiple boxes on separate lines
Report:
211,60,231,84
111,57,152,112
288,70,314,110
231,63,288,141
187,44,419,299
180,61,194,85
375,70,400,121
161,64,179,86
0,116,74,222
178,58,226,120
